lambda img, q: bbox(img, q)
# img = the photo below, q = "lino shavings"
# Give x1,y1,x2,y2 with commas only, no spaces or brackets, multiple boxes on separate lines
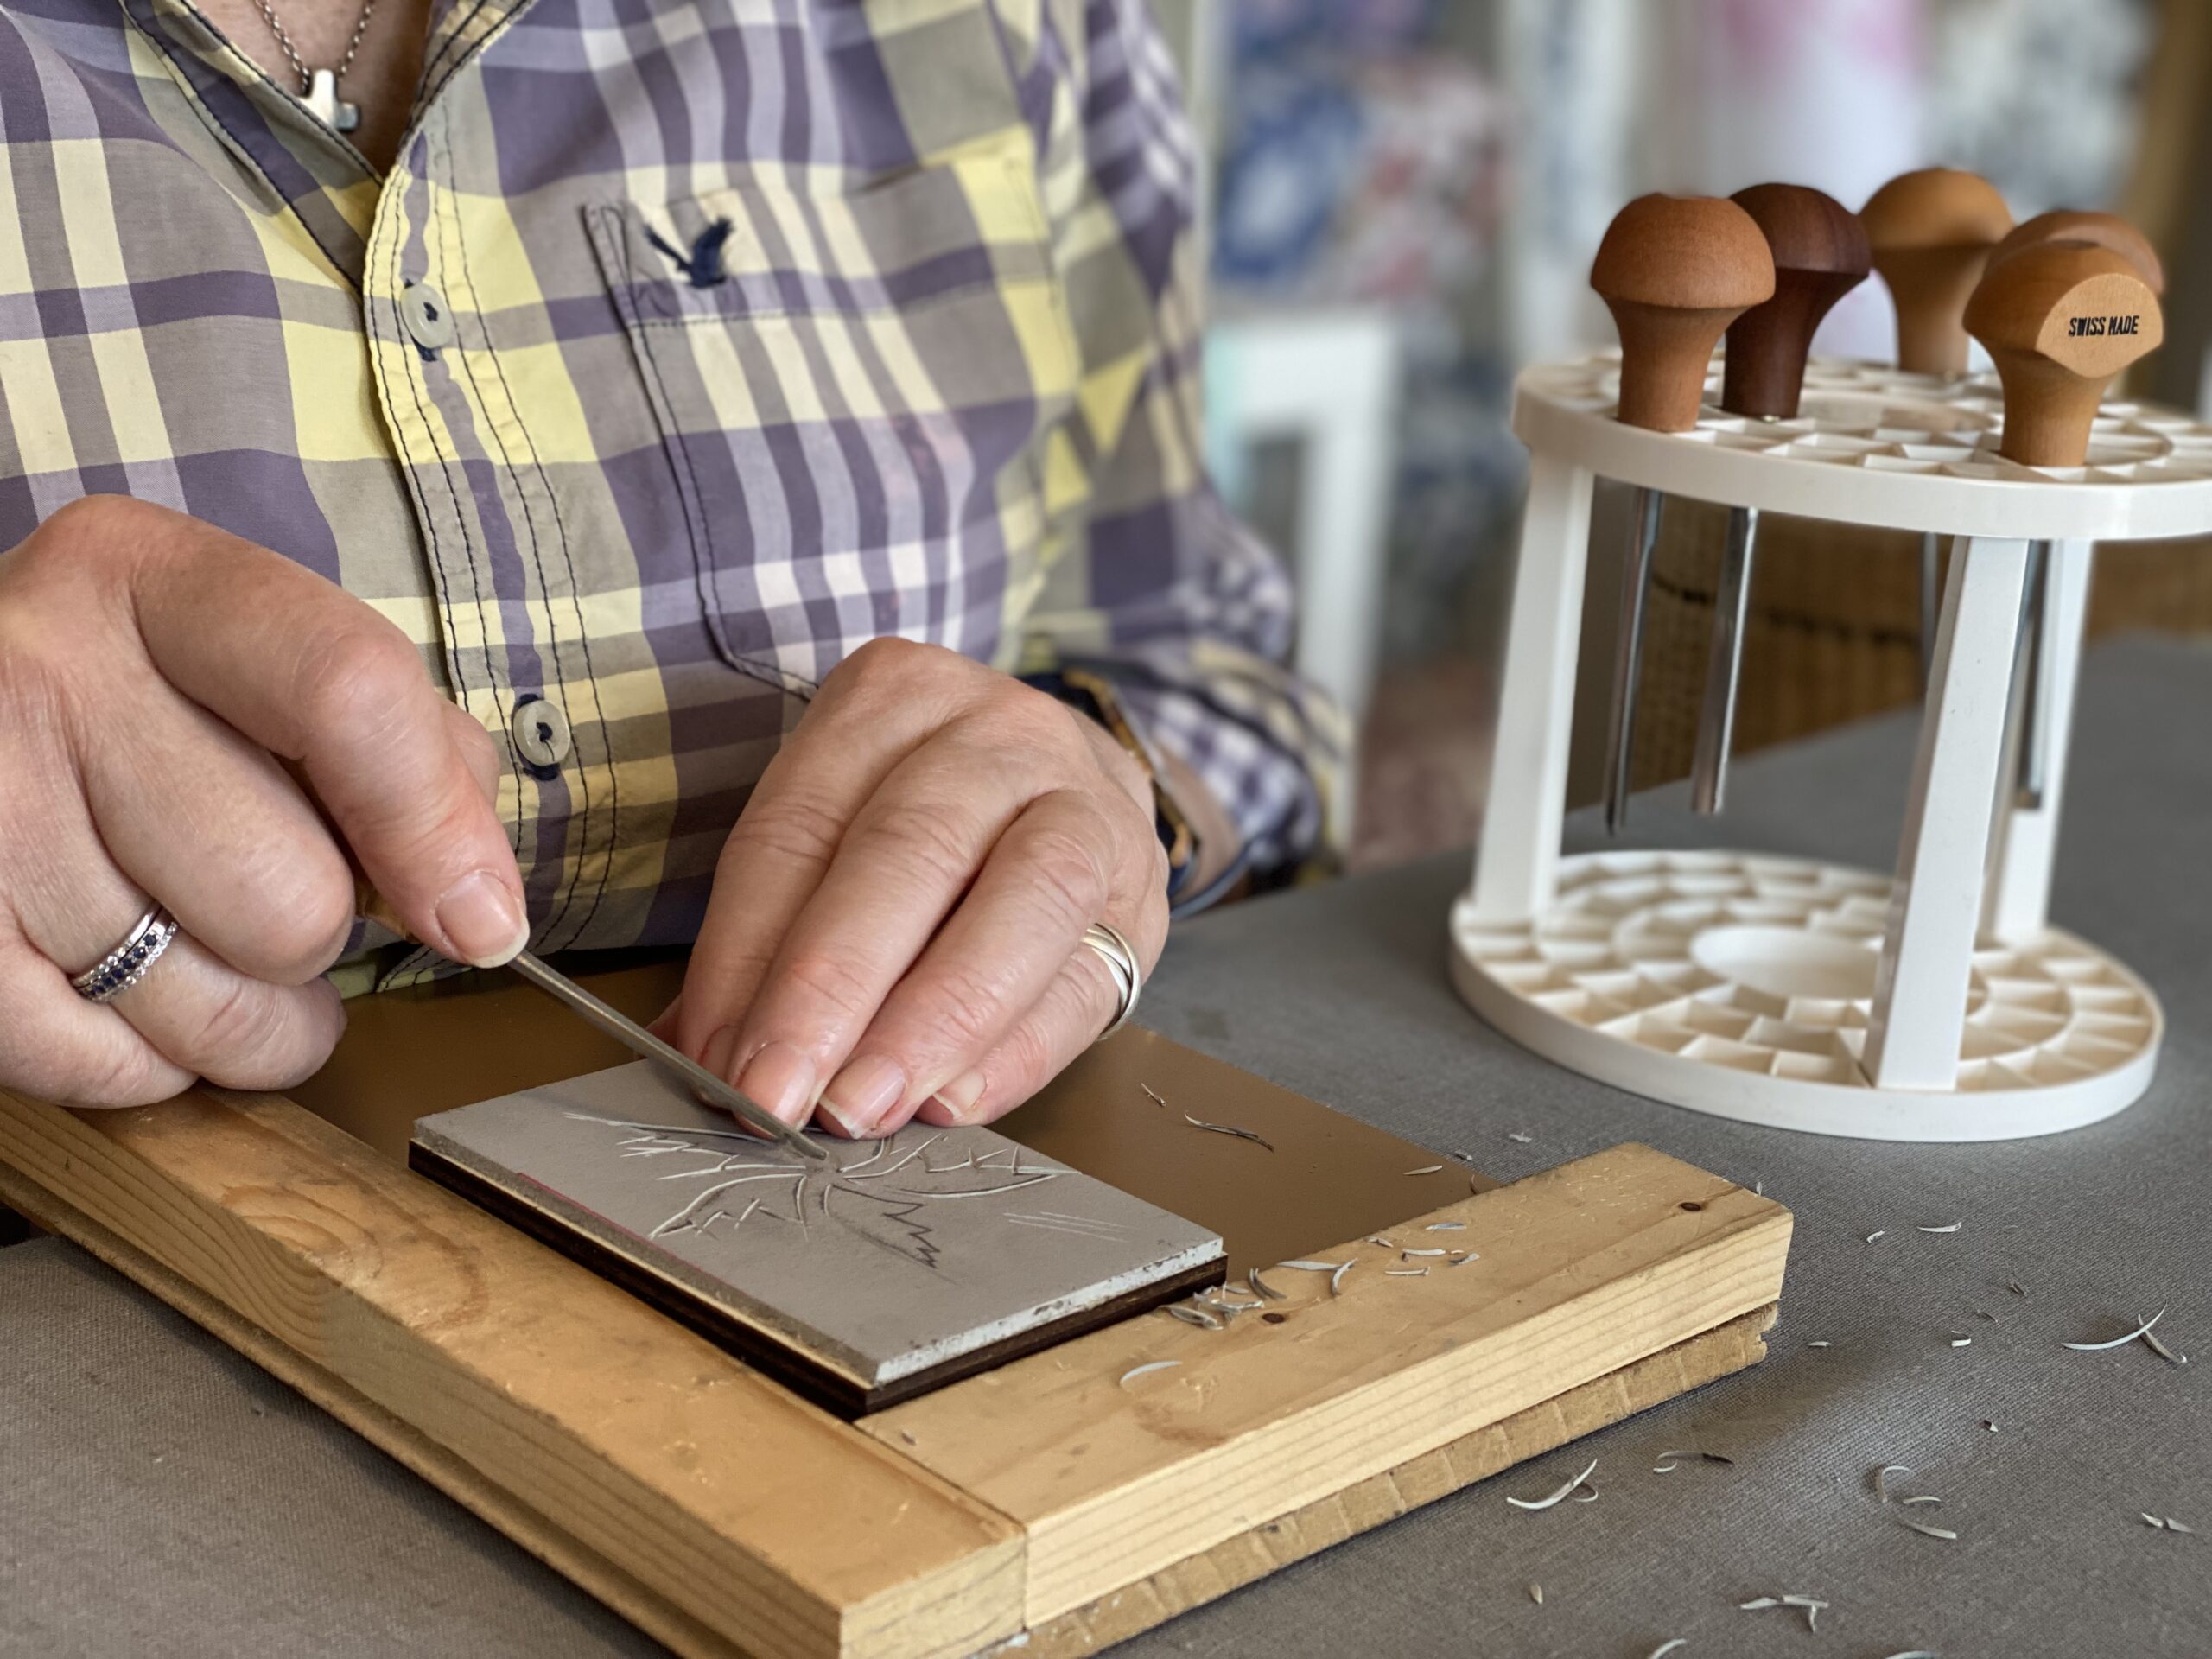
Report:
1739,1595,1827,1632
1119,1360,1179,1388
1650,1450,1734,1474
1182,1111,1274,1152
1506,1457,1599,1511
1404,1164,1445,1176
2062,1307,2168,1353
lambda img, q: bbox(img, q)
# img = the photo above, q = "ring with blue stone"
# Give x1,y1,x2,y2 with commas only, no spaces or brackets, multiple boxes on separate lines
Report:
68,904,181,1004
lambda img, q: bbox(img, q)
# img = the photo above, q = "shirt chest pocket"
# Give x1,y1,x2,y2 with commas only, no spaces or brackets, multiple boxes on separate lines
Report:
587,144,1079,690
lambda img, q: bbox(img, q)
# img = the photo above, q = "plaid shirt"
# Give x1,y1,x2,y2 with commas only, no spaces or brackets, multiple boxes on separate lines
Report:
0,0,1341,981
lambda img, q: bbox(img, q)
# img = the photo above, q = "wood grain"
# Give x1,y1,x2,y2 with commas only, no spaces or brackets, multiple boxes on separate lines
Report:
0,1085,1023,1659
1015,1304,1777,1658
863,1144,1790,1626
0,1156,741,1658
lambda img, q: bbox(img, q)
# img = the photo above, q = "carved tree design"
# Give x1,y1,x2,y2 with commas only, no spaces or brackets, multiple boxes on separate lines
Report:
569,1114,1066,1270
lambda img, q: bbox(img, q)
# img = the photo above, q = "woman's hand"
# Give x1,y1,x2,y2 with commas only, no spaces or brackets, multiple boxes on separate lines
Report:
0,497,525,1106
674,638,1172,1139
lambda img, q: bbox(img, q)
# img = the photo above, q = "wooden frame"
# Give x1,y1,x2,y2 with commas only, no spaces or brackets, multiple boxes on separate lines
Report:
0,1081,1789,1659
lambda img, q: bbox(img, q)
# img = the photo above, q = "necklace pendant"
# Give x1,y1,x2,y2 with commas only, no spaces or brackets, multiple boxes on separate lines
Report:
304,69,360,133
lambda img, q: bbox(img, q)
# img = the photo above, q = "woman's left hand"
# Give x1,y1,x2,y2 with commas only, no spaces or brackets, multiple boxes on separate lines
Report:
671,638,1172,1139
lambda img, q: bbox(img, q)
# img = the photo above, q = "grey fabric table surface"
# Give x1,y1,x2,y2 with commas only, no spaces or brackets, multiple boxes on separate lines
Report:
4,639,2207,1658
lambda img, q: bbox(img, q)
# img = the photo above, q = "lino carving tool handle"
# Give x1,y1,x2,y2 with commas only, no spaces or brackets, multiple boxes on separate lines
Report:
1592,194,1776,434
1692,186,1870,816
1991,209,2165,294
1720,184,1869,422
353,881,826,1160
1964,239,2164,467
1861,168,2013,376
1965,238,2162,809
1589,194,1773,833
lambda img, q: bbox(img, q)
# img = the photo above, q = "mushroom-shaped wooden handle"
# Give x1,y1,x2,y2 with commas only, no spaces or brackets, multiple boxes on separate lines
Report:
1965,242,2163,466
1991,209,2165,292
1721,184,1870,419
1861,168,2012,374
1591,194,1775,431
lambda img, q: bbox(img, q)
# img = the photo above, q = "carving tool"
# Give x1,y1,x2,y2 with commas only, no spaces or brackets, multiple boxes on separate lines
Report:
355,882,825,1160
1861,168,2013,376
1587,194,1774,830
1964,240,2163,467
1694,185,1870,816
1967,238,2163,810
1862,169,2012,693
1982,208,2169,780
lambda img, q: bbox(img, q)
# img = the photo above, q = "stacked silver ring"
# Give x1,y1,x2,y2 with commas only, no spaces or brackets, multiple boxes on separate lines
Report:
69,904,180,1004
1081,920,1141,1040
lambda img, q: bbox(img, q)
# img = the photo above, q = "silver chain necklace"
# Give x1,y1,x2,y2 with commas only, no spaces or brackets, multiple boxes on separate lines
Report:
251,0,377,133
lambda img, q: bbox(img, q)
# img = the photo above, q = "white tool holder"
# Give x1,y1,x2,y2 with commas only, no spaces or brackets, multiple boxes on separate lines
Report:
1451,352,2202,1141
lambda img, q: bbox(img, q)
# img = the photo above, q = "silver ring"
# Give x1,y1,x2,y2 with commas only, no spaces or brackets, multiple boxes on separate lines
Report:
69,904,180,1004
1080,920,1141,1040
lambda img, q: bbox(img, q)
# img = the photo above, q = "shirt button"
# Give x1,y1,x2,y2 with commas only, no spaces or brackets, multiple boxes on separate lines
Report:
402,282,455,351
512,696,572,768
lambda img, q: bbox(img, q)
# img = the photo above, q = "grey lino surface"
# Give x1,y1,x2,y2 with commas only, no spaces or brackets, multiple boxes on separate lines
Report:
3,638,2208,1658
415,1061,1222,1386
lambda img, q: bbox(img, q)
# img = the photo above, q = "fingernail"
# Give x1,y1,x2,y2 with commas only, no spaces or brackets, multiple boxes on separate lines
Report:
818,1054,906,1137
931,1070,988,1123
435,871,530,968
734,1041,816,1127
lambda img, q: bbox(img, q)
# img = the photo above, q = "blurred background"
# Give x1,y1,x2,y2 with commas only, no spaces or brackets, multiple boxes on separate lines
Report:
1153,0,2212,873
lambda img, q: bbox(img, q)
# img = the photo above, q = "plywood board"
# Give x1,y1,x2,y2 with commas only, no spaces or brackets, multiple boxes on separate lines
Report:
1019,1303,1778,1657
0,1147,1776,1659
866,1145,1791,1626
0,1083,1025,1659
0,959,1790,1659
411,1062,1225,1414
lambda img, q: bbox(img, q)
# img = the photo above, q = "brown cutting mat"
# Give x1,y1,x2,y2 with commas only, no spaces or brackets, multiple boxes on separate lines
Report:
290,951,1495,1273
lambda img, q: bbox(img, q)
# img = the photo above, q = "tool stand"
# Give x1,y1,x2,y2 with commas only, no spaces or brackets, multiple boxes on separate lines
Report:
1452,352,2200,1141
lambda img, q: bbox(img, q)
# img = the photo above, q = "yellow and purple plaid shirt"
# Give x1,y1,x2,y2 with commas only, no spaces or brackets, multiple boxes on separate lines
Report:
0,0,1340,982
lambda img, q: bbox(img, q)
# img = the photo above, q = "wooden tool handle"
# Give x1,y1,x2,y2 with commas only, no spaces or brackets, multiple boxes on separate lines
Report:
1720,184,1870,420
1591,194,1775,431
1965,242,2163,466
1991,208,2165,293
1860,168,2013,375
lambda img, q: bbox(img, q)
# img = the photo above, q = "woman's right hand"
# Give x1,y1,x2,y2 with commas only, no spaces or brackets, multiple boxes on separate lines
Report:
0,496,527,1107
